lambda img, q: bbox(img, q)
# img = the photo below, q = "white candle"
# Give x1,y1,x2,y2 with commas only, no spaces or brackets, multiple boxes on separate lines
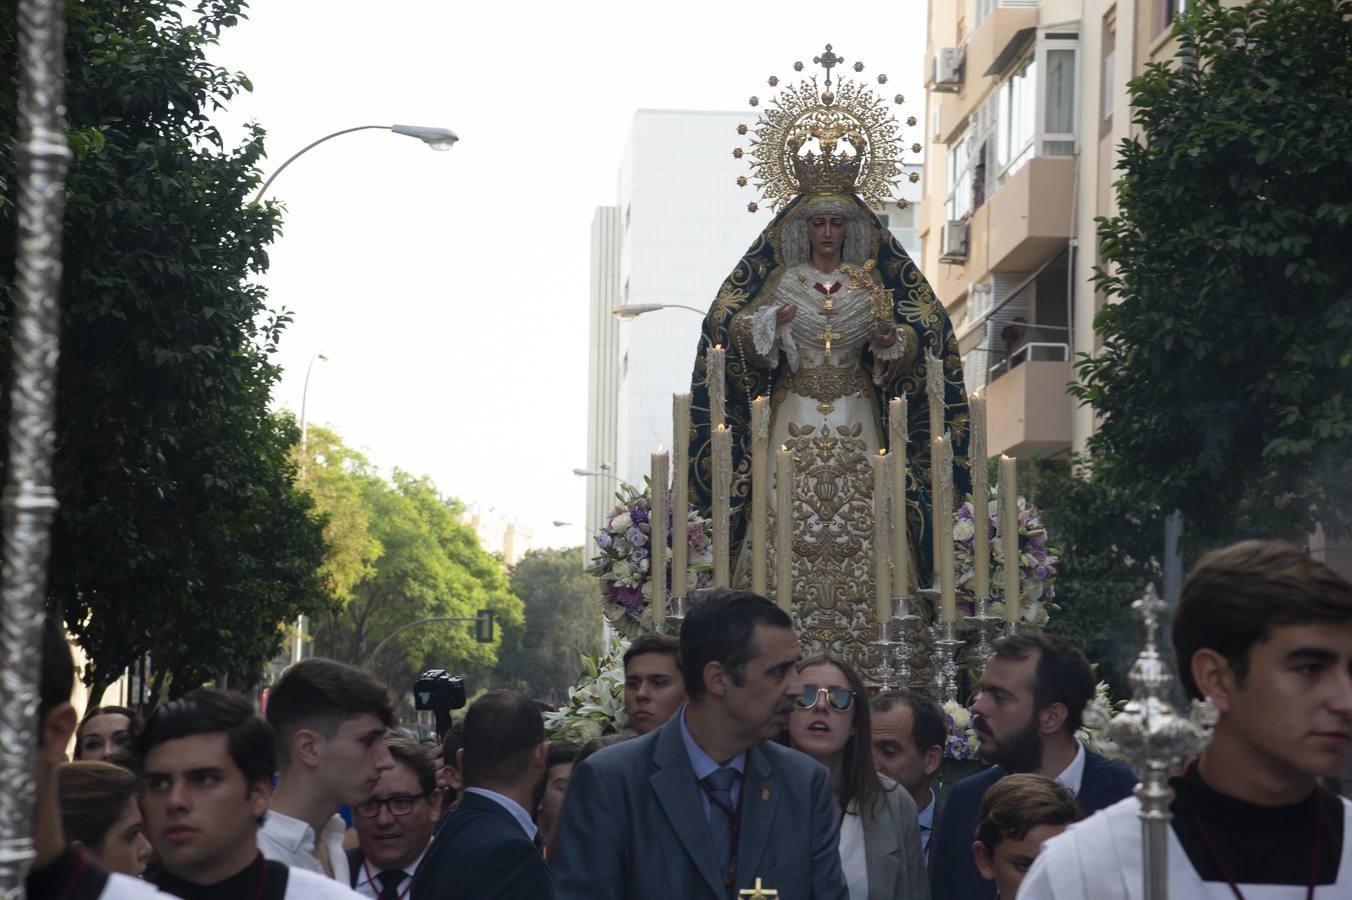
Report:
926,351,945,450
712,425,732,587
888,397,909,597
648,449,669,630
938,436,957,623
672,394,691,601
999,454,1020,623
930,434,943,593
969,391,990,602
708,345,726,429
873,450,890,621
750,397,770,595
776,444,793,613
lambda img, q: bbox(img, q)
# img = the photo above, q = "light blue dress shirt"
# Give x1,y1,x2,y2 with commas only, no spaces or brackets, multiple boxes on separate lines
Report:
678,705,747,823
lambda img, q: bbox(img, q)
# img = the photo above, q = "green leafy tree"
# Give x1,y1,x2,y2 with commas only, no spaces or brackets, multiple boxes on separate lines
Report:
1075,0,1352,551
0,0,330,702
494,547,602,703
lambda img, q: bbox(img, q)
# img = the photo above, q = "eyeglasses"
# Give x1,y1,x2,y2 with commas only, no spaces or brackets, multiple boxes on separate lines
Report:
353,792,430,819
795,684,855,712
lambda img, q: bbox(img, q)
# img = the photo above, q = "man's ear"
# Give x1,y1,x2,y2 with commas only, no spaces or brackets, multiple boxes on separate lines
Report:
1191,648,1235,715
1037,702,1069,737
922,744,943,779
534,741,549,771
445,762,464,791
703,661,728,699
290,727,324,769
428,787,445,821
42,702,78,769
248,776,273,822
973,840,996,880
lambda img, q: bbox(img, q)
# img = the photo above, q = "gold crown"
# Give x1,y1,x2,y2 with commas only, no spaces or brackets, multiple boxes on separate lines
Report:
734,45,923,213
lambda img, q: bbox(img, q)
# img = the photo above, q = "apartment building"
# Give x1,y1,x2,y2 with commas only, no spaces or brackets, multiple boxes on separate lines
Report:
919,0,1187,460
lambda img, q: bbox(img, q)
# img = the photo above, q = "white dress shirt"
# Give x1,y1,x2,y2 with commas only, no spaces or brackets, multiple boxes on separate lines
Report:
353,848,424,899
1054,740,1087,797
258,810,351,885
463,787,539,842
837,810,868,900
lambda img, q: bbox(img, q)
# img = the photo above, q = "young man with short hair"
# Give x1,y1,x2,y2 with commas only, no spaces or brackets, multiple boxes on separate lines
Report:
1021,540,1352,897
535,740,580,854
553,588,848,900
348,738,441,899
622,632,686,735
140,689,359,898
971,774,1079,899
411,690,551,900
260,658,397,884
928,634,1135,900
871,690,947,861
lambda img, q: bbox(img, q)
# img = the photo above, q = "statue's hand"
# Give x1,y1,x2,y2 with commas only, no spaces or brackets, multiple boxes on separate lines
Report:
870,322,898,347
775,304,798,325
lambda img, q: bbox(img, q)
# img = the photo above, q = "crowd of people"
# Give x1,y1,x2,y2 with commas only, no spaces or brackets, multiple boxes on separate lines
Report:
25,538,1352,898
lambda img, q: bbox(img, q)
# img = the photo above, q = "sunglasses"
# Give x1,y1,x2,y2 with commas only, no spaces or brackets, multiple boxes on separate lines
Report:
794,684,855,712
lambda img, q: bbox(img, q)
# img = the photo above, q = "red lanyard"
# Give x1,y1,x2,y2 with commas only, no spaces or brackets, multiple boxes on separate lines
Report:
361,860,412,900
694,772,748,888
1189,793,1323,900
252,859,268,900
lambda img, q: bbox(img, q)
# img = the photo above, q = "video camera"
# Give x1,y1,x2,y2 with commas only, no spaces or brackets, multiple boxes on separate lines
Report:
413,668,467,738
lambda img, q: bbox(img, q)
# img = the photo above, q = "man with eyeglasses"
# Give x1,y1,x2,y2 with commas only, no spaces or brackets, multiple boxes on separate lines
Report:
349,738,442,899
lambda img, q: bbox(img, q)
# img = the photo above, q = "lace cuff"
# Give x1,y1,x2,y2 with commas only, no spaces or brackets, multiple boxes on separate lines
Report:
750,305,781,358
871,328,908,361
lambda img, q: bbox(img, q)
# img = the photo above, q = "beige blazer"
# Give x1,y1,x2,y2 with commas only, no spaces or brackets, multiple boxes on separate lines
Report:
861,774,930,900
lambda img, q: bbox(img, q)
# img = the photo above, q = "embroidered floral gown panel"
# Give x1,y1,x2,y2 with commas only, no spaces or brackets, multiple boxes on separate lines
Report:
733,262,910,671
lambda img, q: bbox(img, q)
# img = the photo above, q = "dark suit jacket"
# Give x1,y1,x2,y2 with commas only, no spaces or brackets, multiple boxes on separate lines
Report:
551,713,848,900
409,791,550,900
927,750,1136,900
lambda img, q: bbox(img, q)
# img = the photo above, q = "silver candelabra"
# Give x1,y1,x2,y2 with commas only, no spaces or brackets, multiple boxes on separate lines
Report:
922,586,963,703
963,594,1006,671
662,594,687,636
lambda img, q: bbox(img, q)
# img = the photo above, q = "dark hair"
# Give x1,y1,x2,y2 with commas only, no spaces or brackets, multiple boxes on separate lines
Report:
385,736,437,796
139,689,275,788
872,689,947,756
1173,540,1352,699
975,773,1080,851
441,721,463,768
793,655,885,819
41,613,75,728
266,657,396,768
989,634,1095,733
680,589,793,700
547,741,582,769
623,633,681,670
74,706,143,761
576,733,632,767
460,690,544,786
57,761,142,851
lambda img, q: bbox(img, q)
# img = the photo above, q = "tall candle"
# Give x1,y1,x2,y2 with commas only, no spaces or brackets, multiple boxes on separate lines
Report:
708,344,726,429
750,397,770,595
872,450,891,621
671,394,691,601
776,444,794,613
969,391,990,601
648,449,669,630
926,351,945,449
999,454,1020,623
938,436,957,623
888,397,910,596
712,425,732,587
930,434,943,593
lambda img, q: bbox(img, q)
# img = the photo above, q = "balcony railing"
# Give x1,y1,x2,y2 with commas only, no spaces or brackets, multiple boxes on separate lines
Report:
988,340,1069,381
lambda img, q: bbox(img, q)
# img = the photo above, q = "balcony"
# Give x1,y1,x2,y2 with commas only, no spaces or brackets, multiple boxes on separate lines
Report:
985,343,1073,459
933,4,1040,144
986,156,1075,272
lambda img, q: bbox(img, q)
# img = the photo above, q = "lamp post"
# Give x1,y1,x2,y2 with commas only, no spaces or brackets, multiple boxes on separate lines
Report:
572,466,623,481
252,124,458,204
298,351,329,459
613,303,706,320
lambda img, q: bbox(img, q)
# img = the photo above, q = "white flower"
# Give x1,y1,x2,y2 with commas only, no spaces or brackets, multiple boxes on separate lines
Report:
953,519,975,542
612,513,632,531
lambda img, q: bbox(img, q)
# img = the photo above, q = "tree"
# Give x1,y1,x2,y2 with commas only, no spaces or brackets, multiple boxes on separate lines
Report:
0,0,330,702
1075,0,1352,552
494,546,602,703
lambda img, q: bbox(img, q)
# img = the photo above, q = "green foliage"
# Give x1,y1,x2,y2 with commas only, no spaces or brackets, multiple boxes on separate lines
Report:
306,428,523,703
1027,460,1163,698
1076,0,1352,551
494,546,603,703
0,0,330,701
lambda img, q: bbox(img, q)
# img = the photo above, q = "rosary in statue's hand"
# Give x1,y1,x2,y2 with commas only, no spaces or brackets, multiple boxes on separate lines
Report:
775,304,798,325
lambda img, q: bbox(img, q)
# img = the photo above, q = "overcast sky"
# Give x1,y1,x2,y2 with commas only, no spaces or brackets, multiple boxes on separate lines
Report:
210,0,928,550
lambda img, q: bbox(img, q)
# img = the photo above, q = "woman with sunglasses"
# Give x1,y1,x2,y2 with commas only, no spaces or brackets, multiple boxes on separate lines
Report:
787,655,929,900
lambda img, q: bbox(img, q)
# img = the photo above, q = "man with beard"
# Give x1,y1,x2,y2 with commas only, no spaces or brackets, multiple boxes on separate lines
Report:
927,634,1135,900
552,589,848,899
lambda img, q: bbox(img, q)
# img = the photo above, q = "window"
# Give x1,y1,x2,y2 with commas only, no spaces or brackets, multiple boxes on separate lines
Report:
1042,46,1076,156
946,135,972,221
1159,0,1187,34
997,55,1037,177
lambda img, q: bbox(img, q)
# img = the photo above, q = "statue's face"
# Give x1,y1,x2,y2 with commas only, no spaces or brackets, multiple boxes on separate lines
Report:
807,214,846,264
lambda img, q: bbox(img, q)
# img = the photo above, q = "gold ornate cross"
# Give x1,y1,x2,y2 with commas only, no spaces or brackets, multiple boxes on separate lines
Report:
816,321,843,360
739,878,779,899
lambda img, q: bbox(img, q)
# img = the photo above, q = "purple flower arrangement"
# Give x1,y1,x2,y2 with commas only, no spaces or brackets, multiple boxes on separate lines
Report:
952,489,1061,627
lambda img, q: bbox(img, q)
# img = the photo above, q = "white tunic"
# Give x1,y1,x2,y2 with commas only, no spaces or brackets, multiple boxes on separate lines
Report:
1017,794,1352,899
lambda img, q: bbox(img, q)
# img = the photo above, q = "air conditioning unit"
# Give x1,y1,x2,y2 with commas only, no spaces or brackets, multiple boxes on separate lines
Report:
932,48,963,93
939,221,969,263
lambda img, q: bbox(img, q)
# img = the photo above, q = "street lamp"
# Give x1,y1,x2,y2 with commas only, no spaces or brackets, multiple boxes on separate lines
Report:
613,303,706,320
252,123,459,204
572,467,622,481
298,351,328,456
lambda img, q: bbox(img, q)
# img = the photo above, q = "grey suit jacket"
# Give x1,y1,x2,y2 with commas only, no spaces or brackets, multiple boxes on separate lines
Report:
861,776,929,900
552,714,849,900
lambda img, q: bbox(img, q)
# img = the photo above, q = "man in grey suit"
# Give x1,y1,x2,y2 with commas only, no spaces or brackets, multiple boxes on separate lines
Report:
552,589,849,900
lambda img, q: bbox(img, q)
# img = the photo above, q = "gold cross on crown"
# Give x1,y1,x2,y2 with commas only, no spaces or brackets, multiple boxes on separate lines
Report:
739,878,779,899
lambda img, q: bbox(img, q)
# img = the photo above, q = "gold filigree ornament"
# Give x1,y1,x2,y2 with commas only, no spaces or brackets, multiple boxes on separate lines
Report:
738,44,920,212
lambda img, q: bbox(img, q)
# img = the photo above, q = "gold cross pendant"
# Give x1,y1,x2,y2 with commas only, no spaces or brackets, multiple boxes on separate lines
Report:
739,878,779,899
816,323,843,359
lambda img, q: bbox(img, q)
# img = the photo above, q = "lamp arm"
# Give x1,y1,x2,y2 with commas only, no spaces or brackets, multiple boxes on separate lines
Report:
252,124,390,204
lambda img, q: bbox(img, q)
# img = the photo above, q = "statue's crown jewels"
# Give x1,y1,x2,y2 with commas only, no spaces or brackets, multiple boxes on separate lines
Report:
735,45,921,212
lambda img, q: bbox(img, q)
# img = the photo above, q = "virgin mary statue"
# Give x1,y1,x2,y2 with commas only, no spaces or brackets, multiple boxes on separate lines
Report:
688,50,970,670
